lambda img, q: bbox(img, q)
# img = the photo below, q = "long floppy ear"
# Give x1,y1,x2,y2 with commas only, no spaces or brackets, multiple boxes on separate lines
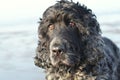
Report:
75,15,104,65
34,20,52,69
74,3,104,65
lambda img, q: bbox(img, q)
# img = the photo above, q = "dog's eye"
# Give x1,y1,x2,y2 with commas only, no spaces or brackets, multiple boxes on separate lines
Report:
69,21,76,27
48,24,55,31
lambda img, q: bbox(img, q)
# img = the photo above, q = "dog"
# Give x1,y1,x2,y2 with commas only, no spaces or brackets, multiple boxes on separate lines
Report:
34,0,120,80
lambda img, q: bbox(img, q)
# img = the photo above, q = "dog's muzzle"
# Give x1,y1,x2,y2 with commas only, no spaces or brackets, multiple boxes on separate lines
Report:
49,37,66,66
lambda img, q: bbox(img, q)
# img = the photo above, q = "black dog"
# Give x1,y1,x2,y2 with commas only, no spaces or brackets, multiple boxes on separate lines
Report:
34,0,120,80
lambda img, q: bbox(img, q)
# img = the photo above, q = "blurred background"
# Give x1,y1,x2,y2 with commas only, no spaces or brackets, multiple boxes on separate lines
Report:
0,0,120,80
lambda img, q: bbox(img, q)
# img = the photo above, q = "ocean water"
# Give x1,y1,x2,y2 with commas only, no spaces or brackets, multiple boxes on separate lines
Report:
0,24,45,80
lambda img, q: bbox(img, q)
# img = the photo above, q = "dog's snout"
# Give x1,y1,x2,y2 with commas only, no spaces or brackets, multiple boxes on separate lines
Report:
50,41,66,66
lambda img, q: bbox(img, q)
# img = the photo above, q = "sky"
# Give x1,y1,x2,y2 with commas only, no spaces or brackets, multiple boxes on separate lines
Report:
0,0,120,26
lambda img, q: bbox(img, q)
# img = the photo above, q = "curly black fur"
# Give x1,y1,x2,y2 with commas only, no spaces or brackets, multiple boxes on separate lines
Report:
34,0,120,80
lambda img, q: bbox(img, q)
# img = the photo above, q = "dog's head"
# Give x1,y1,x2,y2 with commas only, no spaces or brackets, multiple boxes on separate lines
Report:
36,0,104,68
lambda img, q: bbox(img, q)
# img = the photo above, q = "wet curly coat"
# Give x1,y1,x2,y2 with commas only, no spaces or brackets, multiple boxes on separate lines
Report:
34,0,120,80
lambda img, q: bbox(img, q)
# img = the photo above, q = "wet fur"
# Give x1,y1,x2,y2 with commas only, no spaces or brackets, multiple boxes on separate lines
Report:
34,0,120,80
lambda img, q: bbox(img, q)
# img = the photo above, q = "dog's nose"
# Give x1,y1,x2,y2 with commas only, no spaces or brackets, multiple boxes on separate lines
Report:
51,44,64,55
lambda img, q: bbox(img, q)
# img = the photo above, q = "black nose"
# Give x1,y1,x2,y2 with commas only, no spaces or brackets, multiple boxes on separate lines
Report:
51,44,65,54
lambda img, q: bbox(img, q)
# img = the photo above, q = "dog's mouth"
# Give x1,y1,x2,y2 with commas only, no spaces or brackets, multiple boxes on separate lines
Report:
50,51,75,67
